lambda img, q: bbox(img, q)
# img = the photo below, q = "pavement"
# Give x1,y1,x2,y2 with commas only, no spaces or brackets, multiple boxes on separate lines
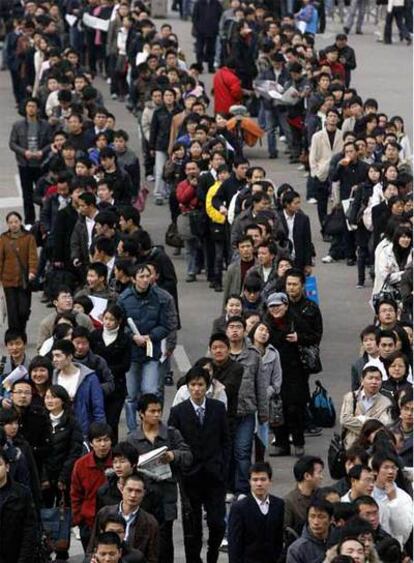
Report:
0,9,412,562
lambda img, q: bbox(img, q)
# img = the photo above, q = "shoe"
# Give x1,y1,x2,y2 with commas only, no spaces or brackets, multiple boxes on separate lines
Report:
225,493,235,503
304,426,322,437
346,258,356,266
269,446,291,457
185,274,196,282
269,152,278,159
294,446,305,457
146,174,155,182
209,281,216,289
297,164,305,170
172,247,181,256
164,373,174,386
154,198,164,206
208,66,215,73
343,26,350,34
322,255,336,263
40,293,50,303
214,284,223,292
322,234,333,243
356,284,364,289
279,135,286,142
307,198,317,204
219,538,228,552
111,93,117,100
356,30,363,34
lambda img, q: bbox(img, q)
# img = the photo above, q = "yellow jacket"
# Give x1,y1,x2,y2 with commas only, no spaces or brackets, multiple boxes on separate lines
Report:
206,180,226,224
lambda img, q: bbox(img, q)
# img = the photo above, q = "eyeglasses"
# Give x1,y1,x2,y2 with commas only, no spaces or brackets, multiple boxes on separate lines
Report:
13,390,32,396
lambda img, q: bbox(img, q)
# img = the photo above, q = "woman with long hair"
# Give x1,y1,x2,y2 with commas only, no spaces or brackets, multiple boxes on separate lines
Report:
372,225,412,298
0,212,38,331
28,355,53,406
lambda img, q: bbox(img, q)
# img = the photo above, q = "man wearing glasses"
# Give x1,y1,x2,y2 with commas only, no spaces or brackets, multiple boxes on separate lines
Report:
9,379,52,473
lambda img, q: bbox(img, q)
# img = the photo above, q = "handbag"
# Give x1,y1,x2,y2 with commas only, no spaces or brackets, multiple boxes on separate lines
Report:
269,392,284,428
309,380,336,428
322,206,346,236
188,209,207,239
327,392,357,479
372,274,402,311
165,222,184,248
298,343,322,374
41,496,72,553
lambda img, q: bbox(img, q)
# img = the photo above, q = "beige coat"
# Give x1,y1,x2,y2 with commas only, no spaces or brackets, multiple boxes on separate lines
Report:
309,128,344,181
340,389,393,448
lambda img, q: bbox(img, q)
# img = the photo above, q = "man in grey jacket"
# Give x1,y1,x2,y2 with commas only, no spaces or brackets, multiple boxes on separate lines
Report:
225,316,268,497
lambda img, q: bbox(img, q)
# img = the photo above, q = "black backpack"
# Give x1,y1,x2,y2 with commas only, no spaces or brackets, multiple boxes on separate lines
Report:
309,380,336,428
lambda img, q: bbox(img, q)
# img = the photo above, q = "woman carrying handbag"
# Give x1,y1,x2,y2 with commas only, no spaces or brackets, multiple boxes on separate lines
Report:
0,211,38,331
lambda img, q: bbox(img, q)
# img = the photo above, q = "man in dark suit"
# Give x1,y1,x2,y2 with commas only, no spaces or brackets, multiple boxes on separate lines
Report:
278,190,313,274
168,366,230,563
228,461,285,563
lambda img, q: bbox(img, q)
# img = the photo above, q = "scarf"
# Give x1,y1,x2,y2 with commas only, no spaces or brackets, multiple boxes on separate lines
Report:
103,326,119,347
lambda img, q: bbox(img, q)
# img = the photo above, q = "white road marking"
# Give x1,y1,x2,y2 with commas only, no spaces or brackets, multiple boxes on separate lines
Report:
14,173,22,197
173,344,192,374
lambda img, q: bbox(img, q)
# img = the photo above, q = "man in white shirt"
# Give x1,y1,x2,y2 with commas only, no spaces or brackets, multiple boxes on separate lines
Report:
340,464,375,503
228,461,285,563
372,453,412,547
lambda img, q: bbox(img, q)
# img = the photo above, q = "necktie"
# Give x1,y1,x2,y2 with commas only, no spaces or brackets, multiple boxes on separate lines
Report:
197,406,205,425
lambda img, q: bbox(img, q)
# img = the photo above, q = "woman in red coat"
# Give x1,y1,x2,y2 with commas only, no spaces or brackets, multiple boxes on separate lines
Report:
213,58,243,113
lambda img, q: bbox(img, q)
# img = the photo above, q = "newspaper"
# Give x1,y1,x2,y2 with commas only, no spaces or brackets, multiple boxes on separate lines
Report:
138,446,172,481
253,81,300,106
90,296,108,321
82,13,110,32
2,365,29,391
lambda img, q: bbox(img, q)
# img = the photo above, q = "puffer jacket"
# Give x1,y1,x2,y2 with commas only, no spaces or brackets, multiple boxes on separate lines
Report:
229,339,268,419
206,181,226,224
52,363,106,435
149,105,181,152
0,230,38,287
117,285,176,362
42,410,83,484
213,66,243,113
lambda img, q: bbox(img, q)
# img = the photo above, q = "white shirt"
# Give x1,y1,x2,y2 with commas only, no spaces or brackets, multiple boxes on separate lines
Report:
262,266,272,283
106,256,116,281
57,368,80,400
190,398,206,419
359,390,376,412
119,502,139,541
252,493,270,515
85,216,95,249
283,211,295,258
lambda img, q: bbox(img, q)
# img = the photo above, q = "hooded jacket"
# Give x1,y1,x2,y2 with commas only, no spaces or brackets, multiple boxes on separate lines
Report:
74,350,115,396
52,363,106,435
286,524,329,563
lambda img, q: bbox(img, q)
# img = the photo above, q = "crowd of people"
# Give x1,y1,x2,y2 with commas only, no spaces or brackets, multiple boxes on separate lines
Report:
0,0,412,561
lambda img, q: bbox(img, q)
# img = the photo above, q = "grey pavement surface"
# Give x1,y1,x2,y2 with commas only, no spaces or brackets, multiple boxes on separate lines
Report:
0,10,412,562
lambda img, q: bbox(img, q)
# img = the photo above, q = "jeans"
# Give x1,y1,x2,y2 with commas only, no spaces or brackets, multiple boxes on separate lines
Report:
384,7,411,42
233,414,255,495
184,237,200,276
345,0,368,32
125,360,160,432
264,109,279,157
154,150,168,199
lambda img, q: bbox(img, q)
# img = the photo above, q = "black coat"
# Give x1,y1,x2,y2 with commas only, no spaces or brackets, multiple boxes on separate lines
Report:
149,105,181,152
90,328,131,388
228,494,285,563
212,358,244,431
278,210,313,270
52,203,79,264
372,200,390,250
192,0,223,37
18,405,52,472
43,411,83,484
168,398,230,483
0,479,37,563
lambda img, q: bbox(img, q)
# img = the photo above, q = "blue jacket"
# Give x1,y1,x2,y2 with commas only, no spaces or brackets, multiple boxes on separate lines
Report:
52,363,105,436
286,525,329,563
117,285,176,362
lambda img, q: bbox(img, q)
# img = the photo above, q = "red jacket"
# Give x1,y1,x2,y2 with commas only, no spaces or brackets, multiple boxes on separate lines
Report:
70,451,112,528
213,67,243,113
176,179,198,213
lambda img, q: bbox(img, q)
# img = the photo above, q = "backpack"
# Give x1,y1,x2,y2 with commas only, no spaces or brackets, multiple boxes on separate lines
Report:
309,380,336,428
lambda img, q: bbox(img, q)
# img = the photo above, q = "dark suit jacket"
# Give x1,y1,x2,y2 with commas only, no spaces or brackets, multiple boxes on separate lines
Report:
228,494,285,563
87,504,159,563
278,210,313,270
372,200,390,250
168,397,230,482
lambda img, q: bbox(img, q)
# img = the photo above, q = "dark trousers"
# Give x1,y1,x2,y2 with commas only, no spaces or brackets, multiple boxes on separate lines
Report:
142,137,155,177
289,124,302,158
181,474,226,563
357,245,370,285
79,522,91,553
313,177,330,227
195,35,216,69
4,287,31,331
275,401,305,448
159,520,174,563
384,7,410,42
213,239,225,285
169,191,180,224
104,384,126,444
18,165,42,223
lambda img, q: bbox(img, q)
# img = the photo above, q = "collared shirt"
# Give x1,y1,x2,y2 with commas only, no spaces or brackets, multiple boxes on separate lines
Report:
283,210,295,258
252,493,270,515
119,502,139,541
190,398,206,414
106,256,116,281
359,390,377,412
85,215,95,249
341,490,354,503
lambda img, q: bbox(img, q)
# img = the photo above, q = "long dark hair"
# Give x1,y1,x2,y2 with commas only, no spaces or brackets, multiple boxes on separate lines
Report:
46,384,73,414
392,225,412,268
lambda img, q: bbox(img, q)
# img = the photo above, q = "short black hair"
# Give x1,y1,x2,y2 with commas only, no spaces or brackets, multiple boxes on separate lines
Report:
88,422,113,443
333,502,357,523
353,495,379,512
72,326,91,342
348,464,371,481
185,365,210,386
101,513,126,532
87,261,108,280
96,532,121,549
307,498,334,518
249,461,272,479
138,393,162,413
52,339,75,356
209,332,230,348
4,329,27,345
111,441,138,466
293,455,324,482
